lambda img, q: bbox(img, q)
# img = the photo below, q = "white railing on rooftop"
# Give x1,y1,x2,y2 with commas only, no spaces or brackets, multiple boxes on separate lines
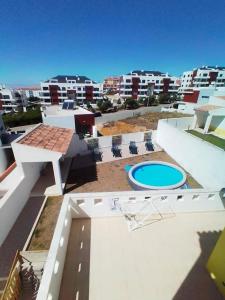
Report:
68,189,225,217
156,118,225,188
37,188,225,300
164,116,194,130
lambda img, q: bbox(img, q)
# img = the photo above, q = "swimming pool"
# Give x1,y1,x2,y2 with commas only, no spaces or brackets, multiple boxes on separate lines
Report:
128,161,186,190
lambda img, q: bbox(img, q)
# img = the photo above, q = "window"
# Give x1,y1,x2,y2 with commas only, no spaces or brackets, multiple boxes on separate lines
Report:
126,79,131,83
3,95,10,99
142,80,145,83
43,87,49,90
203,73,208,77
62,87,66,91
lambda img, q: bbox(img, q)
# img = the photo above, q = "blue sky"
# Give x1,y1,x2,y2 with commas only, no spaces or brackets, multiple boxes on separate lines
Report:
1,0,225,86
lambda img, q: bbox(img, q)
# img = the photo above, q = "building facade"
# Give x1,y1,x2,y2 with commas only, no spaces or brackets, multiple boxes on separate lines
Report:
16,87,41,102
0,85,25,113
119,70,180,100
40,75,102,105
183,86,225,104
103,76,120,92
179,66,225,94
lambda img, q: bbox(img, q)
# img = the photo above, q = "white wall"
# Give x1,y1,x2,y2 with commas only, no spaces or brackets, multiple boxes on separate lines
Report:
157,118,225,188
0,115,8,173
42,115,75,130
36,196,72,300
36,187,224,300
209,96,225,107
0,162,43,245
66,131,155,158
0,140,9,174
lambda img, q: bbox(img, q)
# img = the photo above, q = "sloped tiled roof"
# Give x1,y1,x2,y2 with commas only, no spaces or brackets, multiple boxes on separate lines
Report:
18,124,73,154
45,75,95,84
127,70,166,76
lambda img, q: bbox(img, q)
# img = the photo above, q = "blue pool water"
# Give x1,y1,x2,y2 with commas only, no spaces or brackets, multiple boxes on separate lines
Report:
132,163,184,187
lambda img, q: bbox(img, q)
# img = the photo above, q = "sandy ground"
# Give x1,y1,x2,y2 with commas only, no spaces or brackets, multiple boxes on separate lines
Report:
98,112,190,136
28,196,63,250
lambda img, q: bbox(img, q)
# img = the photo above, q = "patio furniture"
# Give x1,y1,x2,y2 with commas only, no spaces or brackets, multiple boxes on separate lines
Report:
129,141,138,154
145,139,154,151
111,145,122,157
92,147,103,162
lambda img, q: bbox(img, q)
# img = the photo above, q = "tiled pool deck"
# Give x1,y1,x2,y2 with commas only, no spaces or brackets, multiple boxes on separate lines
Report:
65,151,201,193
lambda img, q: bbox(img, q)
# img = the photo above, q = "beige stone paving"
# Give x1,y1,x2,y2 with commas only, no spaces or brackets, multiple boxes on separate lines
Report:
88,212,225,300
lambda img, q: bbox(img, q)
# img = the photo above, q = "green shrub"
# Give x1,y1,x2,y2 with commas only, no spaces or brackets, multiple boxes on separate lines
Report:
124,99,139,109
3,108,42,127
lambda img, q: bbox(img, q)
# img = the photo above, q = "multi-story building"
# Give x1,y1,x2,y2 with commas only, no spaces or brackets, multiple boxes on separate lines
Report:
0,85,24,113
119,70,180,100
179,66,225,93
16,87,41,101
103,76,120,92
40,75,103,105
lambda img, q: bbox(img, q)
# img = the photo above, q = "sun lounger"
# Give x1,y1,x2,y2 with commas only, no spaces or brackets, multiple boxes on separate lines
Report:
111,145,122,157
129,141,138,154
145,140,154,151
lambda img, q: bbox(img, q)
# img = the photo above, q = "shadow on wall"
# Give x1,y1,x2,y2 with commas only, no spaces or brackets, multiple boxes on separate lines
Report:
219,188,225,209
58,218,91,300
172,230,223,300
65,156,98,193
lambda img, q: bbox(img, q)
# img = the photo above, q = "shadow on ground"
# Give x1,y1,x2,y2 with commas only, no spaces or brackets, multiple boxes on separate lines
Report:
173,230,223,300
65,161,98,193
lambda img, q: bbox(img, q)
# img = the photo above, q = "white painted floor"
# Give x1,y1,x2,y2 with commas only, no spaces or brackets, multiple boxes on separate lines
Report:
89,212,225,300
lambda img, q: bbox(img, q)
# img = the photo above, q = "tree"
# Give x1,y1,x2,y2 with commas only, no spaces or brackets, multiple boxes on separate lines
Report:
158,93,171,104
124,99,139,109
2,108,42,127
98,100,112,113
143,95,156,106
170,93,181,102
86,101,92,109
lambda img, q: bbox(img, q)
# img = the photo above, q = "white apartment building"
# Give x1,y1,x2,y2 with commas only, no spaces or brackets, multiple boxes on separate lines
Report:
0,85,24,113
16,87,41,102
179,66,225,93
119,70,180,99
40,75,103,105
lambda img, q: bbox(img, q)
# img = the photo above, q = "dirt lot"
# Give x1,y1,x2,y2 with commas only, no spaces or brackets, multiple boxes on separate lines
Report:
65,151,201,193
28,196,63,250
98,112,190,136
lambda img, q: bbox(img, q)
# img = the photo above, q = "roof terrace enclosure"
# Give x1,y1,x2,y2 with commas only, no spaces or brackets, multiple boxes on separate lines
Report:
12,124,74,195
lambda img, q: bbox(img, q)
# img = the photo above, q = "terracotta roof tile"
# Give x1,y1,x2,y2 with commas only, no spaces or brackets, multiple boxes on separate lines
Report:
18,124,73,154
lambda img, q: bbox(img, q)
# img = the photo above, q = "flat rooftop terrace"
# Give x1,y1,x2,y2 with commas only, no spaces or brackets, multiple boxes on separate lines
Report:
59,211,225,300
65,151,201,193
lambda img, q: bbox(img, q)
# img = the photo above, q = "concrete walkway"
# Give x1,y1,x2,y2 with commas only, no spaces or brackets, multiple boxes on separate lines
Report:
59,219,91,300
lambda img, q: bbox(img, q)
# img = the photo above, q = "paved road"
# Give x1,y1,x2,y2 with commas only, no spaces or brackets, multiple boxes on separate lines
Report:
95,105,164,124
